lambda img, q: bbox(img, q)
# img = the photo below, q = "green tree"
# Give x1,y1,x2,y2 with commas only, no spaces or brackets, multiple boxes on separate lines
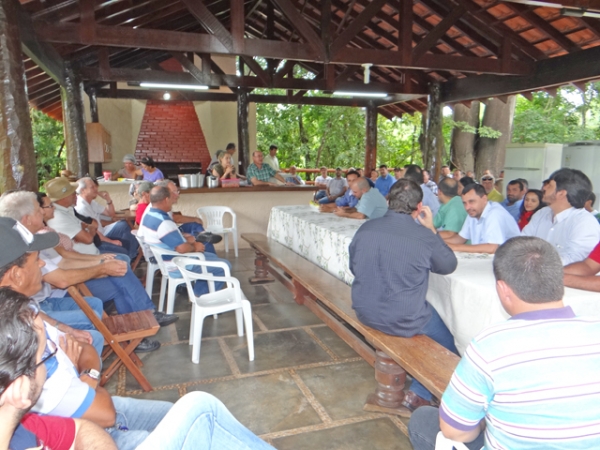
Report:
31,108,65,185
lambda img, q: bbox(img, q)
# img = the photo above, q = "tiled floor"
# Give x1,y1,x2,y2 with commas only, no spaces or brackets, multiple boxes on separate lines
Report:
105,248,413,449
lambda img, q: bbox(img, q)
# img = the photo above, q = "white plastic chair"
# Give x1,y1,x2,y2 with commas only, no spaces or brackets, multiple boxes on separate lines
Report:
132,231,161,298
173,256,254,364
196,206,238,257
148,245,210,315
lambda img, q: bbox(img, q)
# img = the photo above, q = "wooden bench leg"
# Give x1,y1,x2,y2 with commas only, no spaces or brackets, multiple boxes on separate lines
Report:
364,349,412,417
100,339,154,392
248,250,275,284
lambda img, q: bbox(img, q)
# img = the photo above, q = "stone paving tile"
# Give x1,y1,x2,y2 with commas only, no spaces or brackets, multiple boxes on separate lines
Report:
309,326,359,359
271,417,413,450
189,372,322,435
295,360,377,421
254,303,324,330
225,329,332,374
174,310,259,341
121,340,231,390
130,388,182,404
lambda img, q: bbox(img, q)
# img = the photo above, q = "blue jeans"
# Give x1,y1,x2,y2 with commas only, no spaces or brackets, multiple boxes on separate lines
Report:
99,241,130,257
410,306,458,401
85,264,155,314
106,221,140,260
40,296,105,357
107,396,173,450
170,252,230,296
408,406,485,450
179,222,216,254
318,195,336,204
315,190,327,201
136,392,274,450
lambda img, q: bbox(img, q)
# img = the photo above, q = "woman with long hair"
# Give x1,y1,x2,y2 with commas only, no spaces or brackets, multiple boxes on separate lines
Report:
518,189,546,230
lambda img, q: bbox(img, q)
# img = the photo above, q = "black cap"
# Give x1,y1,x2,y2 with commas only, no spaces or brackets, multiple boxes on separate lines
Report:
0,217,59,268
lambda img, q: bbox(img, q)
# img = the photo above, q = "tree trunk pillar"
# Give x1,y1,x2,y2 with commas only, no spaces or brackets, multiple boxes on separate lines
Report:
0,0,38,192
61,62,89,178
88,87,103,178
425,83,443,181
364,101,378,174
237,88,250,176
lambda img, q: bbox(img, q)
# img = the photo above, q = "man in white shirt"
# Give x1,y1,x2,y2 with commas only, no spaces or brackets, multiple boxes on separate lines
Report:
314,166,332,202
262,145,280,172
522,168,600,265
45,178,99,256
443,184,520,254
318,167,348,204
75,177,139,259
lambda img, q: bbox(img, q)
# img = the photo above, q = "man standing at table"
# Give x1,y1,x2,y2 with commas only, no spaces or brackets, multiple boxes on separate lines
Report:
349,179,458,411
443,184,520,254
408,236,600,450
334,178,387,220
263,145,280,172
375,165,395,197
247,151,290,186
523,168,600,265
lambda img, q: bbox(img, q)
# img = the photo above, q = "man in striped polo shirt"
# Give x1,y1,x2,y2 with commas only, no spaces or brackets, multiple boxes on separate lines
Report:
408,236,600,449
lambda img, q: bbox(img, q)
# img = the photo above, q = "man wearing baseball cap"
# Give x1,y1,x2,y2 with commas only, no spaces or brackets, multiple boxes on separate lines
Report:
0,217,103,355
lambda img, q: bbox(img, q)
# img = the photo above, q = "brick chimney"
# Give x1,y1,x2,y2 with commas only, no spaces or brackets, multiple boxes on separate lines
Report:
134,100,211,170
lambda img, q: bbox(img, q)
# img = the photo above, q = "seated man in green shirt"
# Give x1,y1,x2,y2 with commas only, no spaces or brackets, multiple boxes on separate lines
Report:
434,178,468,239
246,151,291,186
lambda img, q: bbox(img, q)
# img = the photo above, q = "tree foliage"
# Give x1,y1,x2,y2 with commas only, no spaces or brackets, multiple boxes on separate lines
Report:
30,108,65,185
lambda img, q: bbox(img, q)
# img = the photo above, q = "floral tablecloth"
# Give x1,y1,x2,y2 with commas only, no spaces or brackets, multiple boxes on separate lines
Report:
267,205,364,285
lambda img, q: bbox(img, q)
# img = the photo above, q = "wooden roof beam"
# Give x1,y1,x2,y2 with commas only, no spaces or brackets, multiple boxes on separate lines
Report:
441,44,600,102
35,21,532,75
412,4,467,62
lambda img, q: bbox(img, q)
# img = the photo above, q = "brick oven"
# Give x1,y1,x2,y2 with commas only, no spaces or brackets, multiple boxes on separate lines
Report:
134,99,211,184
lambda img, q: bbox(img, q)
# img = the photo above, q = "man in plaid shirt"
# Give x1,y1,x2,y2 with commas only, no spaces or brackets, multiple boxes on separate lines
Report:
247,151,291,186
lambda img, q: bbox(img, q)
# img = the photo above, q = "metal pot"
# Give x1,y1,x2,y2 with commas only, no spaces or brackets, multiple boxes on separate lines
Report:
178,174,191,189
207,176,220,188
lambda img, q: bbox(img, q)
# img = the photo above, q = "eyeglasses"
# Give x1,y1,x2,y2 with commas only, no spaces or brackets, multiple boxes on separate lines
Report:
481,178,493,181
41,203,55,209
36,338,58,369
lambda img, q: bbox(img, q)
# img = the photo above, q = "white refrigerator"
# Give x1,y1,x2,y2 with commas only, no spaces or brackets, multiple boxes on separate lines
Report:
503,143,563,191
562,141,600,209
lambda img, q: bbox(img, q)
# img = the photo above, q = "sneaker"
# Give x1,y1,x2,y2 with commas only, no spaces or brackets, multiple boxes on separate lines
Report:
153,310,179,327
195,232,223,244
135,338,161,353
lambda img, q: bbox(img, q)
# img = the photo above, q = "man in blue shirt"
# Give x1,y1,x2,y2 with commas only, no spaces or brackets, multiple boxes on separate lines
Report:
334,178,388,220
404,164,440,217
350,179,458,411
500,179,525,221
375,165,395,197
319,170,359,213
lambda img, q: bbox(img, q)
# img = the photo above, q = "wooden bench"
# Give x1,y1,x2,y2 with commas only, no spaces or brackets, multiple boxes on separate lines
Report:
242,233,460,417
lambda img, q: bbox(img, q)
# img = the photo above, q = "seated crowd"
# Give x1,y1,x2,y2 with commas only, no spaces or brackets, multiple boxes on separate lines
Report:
0,167,274,448
3,150,600,450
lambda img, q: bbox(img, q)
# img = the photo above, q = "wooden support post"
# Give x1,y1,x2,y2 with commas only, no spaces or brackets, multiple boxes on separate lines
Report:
364,349,412,417
425,82,443,179
0,0,38,192
237,88,250,176
364,101,378,174
61,62,89,178
88,87,102,178
249,249,275,284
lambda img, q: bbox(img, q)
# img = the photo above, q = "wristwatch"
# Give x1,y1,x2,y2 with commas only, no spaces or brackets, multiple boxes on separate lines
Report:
81,368,100,380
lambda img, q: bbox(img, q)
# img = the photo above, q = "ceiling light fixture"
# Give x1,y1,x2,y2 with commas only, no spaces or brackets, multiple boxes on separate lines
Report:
162,92,171,100
141,82,209,90
333,91,388,98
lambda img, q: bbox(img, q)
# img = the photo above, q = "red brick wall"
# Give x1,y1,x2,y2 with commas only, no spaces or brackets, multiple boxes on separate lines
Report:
135,100,211,170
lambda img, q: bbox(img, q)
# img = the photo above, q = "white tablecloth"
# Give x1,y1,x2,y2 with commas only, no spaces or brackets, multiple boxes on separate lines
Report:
267,205,600,354
267,205,365,285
